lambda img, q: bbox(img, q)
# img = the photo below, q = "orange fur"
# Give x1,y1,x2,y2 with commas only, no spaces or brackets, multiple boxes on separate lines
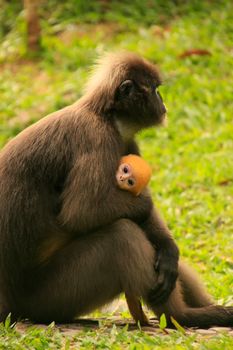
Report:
120,155,152,195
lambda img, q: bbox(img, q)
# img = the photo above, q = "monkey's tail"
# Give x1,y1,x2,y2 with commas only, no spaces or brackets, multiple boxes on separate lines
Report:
150,264,233,328
158,305,233,328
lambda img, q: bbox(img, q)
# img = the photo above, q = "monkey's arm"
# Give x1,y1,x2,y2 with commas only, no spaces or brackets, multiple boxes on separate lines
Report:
58,151,153,233
140,208,179,305
125,140,179,304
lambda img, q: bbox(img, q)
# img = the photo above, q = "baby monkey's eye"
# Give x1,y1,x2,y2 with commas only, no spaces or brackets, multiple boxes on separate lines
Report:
127,179,134,186
123,166,129,173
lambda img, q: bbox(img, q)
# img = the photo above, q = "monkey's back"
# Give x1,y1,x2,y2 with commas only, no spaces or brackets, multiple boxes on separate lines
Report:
0,106,80,282
0,102,121,288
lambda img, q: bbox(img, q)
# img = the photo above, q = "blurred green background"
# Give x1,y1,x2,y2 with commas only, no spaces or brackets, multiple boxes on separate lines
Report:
0,0,233,348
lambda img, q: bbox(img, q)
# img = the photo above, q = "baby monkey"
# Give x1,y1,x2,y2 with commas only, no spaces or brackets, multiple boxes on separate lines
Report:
116,154,152,196
116,154,152,325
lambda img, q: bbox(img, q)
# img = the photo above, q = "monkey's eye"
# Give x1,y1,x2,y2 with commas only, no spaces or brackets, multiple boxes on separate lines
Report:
127,179,135,186
152,83,161,94
123,166,129,174
153,87,163,101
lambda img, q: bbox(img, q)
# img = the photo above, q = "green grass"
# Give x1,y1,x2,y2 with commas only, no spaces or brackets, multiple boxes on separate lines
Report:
0,0,233,348
1,320,233,350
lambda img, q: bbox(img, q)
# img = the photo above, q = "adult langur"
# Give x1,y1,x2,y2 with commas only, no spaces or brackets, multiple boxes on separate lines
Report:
0,52,232,327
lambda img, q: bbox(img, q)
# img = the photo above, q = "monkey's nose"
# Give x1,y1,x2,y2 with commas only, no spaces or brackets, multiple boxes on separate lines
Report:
120,174,128,181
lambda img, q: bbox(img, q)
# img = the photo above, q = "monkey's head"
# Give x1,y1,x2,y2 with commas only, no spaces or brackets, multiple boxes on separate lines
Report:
85,52,167,137
116,154,152,196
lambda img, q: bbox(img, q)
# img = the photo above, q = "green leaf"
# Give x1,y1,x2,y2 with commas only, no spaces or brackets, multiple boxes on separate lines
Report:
4,313,11,330
159,313,167,329
170,316,186,333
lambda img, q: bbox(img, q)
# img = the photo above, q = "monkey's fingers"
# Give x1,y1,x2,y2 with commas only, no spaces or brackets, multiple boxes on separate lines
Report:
147,272,177,305
148,260,178,305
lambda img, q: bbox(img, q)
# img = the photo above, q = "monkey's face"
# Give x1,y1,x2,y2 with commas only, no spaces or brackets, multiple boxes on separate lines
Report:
116,163,138,194
115,76,167,132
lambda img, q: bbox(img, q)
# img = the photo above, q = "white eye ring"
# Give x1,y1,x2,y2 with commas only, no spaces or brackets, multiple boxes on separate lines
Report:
122,164,130,174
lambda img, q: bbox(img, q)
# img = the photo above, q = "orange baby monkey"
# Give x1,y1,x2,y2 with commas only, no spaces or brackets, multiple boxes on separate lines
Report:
116,154,152,196
116,154,152,325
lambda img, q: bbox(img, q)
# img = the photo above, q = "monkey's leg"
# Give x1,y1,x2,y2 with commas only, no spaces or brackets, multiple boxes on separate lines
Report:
0,294,11,323
147,270,233,328
124,260,213,326
125,293,149,326
178,262,213,307
19,219,156,323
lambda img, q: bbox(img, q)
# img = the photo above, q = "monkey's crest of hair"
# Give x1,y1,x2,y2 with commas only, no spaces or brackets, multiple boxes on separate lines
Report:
84,51,161,114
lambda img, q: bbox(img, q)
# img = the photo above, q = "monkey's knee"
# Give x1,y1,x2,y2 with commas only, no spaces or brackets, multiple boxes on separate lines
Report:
111,219,156,296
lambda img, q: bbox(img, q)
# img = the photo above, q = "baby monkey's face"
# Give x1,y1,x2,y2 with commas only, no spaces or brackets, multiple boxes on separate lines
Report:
116,163,136,191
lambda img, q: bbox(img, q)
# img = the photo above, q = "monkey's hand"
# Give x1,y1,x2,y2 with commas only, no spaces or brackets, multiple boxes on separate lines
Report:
148,240,179,305
140,209,179,305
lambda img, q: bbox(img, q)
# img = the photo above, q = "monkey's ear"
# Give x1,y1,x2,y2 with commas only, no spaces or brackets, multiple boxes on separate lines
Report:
117,80,135,97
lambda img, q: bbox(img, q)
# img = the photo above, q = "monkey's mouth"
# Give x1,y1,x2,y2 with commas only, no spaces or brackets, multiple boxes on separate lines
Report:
160,113,167,125
154,112,167,126
154,103,167,125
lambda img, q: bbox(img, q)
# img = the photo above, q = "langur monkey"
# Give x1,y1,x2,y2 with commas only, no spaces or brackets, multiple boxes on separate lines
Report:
0,52,232,327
